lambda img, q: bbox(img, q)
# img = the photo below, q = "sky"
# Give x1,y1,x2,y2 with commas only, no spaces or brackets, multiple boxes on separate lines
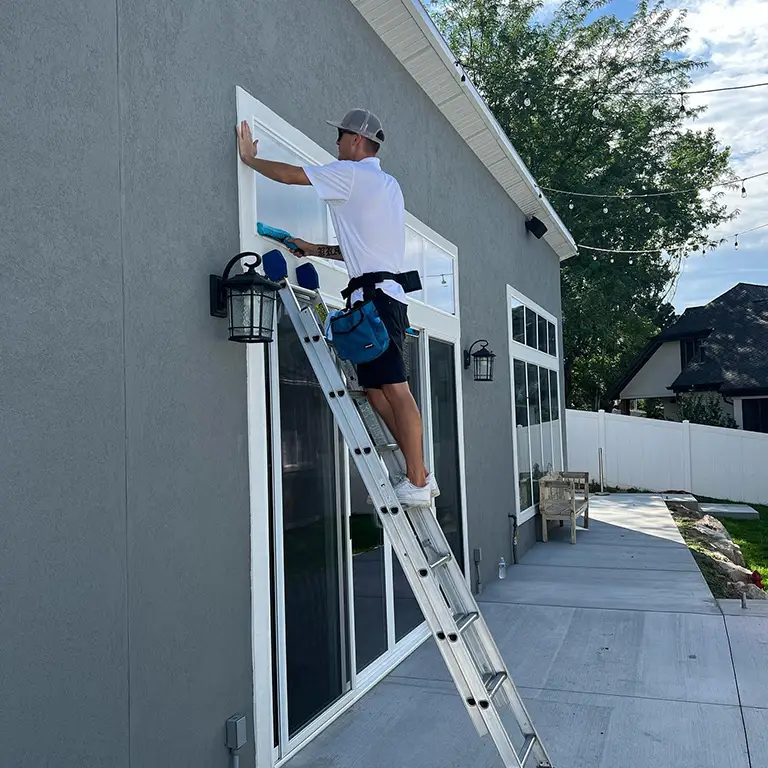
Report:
544,0,768,312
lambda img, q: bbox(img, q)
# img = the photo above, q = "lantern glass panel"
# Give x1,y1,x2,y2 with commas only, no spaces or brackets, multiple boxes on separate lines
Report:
473,350,495,381
228,283,276,342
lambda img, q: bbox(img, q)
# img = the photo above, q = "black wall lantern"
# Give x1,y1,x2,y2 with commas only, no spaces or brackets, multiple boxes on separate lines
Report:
464,339,496,382
209,252,281,343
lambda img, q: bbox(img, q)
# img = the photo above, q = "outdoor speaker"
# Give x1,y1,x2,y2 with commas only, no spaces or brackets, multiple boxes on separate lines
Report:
525,216,548,239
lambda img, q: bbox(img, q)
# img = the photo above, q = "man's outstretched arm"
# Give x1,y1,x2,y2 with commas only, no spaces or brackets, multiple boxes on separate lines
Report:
285,239,344,261
236,121,311,186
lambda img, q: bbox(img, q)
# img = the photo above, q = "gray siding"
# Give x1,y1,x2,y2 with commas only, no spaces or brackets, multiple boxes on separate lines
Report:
1,0,563,764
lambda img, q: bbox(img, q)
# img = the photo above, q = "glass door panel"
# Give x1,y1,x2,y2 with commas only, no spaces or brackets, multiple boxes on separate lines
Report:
428,339,464,569
275,313,350,737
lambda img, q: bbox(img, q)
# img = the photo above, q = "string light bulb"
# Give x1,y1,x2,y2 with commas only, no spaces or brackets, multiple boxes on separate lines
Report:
610,256,615,263
735,236,739,250
645,204,651,213
441,274,447,285
593,255,598,260
593,107,601,119
602,204,609,214
679,93,685,115
741,181,747,198
629,258,634,265
523,95,532,107
569,200,574,210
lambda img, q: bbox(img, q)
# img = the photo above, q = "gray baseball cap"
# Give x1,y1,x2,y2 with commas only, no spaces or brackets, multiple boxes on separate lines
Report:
326,108,385,145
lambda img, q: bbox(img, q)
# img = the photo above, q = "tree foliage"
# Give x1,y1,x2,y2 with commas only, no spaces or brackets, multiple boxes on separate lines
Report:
677,392,738,429
432,0,736,408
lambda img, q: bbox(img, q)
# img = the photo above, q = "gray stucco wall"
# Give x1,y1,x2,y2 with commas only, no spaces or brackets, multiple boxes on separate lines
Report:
2,0,563,764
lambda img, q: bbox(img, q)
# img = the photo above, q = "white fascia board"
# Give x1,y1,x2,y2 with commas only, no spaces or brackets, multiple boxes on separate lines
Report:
349,0,578,261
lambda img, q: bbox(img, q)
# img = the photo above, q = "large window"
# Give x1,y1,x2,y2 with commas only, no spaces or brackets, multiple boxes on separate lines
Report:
249,113,457,317
508,288,563,519
742,398,768,433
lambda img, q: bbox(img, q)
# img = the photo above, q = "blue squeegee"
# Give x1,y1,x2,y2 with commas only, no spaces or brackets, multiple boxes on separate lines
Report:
257,222,304,255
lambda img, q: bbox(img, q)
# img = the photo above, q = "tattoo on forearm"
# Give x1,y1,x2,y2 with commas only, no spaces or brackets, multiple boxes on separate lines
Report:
317,245,342,259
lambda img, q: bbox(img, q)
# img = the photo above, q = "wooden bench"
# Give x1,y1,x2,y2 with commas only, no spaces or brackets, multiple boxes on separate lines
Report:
539,471,590,544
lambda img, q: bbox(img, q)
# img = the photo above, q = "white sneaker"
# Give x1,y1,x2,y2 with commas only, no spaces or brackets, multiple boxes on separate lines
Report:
393,477,432,507
427,472,440,499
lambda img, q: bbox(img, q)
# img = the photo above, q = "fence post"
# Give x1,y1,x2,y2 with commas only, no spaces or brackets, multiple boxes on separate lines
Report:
597,409,607,487
681,420,693,492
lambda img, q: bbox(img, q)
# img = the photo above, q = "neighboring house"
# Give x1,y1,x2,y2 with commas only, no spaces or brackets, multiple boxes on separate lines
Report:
610,283,768,431
1,1,576,767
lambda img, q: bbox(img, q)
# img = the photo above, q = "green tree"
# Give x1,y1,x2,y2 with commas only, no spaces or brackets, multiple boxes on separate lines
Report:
431,0,735,408
677,392,738,429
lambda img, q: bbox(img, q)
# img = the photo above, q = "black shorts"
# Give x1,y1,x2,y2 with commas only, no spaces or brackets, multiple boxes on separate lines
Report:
355,290,409,389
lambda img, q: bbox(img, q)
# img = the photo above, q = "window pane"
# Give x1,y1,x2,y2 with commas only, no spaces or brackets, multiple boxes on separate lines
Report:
514,360,532,512
548,322,556,356
429,339,464,569
424,243,455,314
511,303,525,344
404,227,424,302
276,313,350,736
256,132,329,246
540,368,553,474
395,332,424,639
525,308,537,348
349,459,387,672
527,363,542,504
550,369,560,422
550,370,562,470
537,316,548,352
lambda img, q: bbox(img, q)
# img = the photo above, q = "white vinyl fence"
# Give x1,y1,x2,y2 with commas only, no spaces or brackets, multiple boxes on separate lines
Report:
566,409,768,504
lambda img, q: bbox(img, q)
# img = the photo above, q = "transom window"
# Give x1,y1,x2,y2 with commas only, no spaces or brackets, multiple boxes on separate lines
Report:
511,300,557,356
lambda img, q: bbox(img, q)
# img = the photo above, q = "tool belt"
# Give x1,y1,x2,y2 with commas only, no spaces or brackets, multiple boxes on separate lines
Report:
341,270,422,305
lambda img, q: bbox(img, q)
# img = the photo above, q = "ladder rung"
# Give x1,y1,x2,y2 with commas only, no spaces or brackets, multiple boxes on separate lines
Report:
454,612,480,634
483,671,507,699
517,734,537,766
428,552,452,570
376,443,399,453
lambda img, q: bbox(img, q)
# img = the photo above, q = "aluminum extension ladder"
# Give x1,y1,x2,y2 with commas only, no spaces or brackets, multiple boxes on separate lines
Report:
279,280,554,768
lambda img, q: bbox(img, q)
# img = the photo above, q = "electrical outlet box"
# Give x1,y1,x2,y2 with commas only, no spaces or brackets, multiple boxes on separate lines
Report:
226,715,247,750
473,547,482,563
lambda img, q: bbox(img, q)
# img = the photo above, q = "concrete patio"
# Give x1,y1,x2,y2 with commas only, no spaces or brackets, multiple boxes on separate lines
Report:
285,495,767,768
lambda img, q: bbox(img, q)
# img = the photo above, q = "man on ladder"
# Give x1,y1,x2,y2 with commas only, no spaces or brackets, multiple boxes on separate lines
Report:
237,109,437,507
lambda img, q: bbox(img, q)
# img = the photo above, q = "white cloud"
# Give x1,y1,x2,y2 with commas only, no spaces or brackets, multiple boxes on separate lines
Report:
671,0,768,310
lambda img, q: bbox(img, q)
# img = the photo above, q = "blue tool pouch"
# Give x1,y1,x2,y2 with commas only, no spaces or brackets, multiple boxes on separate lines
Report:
329,301,390,364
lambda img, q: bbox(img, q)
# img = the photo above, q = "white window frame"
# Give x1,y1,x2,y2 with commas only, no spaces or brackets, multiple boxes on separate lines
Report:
506,285,564,525
236,86,468,765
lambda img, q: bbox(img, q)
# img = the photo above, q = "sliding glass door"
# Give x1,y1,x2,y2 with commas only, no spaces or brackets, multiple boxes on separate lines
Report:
267,319,467,754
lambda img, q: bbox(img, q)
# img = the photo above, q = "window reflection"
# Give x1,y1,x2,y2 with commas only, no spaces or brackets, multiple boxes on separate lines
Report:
424,244,455,314
255,132,329,246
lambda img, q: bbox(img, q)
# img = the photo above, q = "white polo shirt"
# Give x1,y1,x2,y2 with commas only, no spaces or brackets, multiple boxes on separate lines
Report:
303,157,407,304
